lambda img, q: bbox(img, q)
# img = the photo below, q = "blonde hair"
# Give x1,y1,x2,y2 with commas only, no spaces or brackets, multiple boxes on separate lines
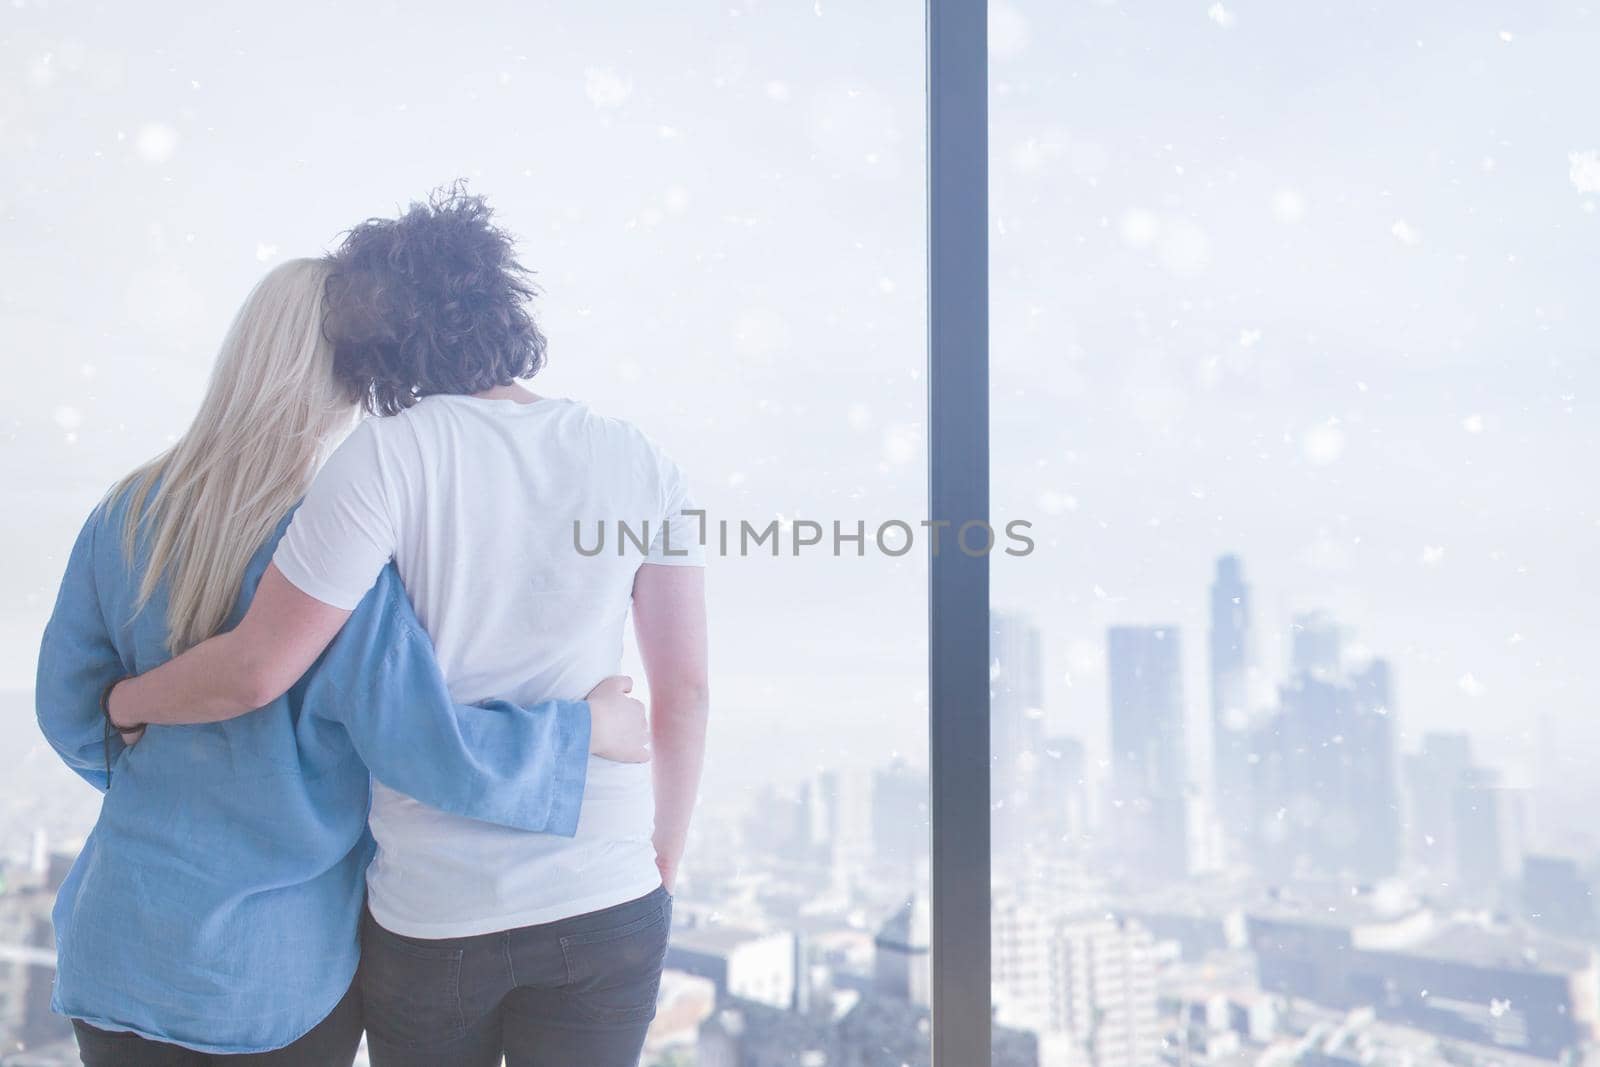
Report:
113,258,357,653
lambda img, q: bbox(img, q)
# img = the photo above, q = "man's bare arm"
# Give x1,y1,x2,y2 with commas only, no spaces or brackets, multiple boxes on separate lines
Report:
631,563,709,893
107,564,351,729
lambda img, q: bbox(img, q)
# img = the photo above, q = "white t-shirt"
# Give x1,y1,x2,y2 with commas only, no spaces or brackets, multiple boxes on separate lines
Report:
274,394,703,938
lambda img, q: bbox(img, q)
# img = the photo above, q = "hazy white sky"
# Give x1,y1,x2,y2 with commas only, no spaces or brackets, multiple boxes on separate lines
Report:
2,2,1596,810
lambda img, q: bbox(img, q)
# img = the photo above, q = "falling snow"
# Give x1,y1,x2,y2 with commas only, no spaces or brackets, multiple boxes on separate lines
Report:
134,122,178,164
1569,150,1600,195
1390,219,1422,246
1272,188,1307,224
1302,422,1346,465
583,67,632,109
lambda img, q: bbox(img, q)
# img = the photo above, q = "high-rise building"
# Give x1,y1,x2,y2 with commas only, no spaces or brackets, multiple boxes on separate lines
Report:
1107,625,1190,879
1452,767,1531,906
1402,731,1475,877
1251,656,1402,881
803,769,874,889
1047,913,1161,1067
1208,555,1255,842
1522,855,1598,940
870,759,928,885
1289,610,1344,681
873,893,930,1007
992,892,1161,1067
992,895,1052,1029
993,612,1045,861
1039,735,1090,844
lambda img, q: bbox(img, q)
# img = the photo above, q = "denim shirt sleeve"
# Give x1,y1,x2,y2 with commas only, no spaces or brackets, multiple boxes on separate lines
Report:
36,509,127,792
300,564,591,836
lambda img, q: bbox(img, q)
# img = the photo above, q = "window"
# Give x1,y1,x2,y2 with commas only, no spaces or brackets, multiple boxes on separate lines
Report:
990,2,1599,1063
1,4,931,1064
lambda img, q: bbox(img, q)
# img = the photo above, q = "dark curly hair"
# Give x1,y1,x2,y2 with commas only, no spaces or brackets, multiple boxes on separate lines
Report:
323,184,547,416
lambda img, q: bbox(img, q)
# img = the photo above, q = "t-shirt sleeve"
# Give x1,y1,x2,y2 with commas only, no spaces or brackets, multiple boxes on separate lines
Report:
647,448,706,566
273,420,399,609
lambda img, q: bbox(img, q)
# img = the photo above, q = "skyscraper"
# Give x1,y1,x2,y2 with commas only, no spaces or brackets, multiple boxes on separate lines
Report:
1039,734,1090,843
871,759,929,885
1290,610,1344,681
1251,655,1402,881
1452,766,1531,906
1107,625,1190,879
1046,913,1161,1067
992,892,1161,1067
993,611,1045,861
1402,731,1475,877
1208,555,1254,842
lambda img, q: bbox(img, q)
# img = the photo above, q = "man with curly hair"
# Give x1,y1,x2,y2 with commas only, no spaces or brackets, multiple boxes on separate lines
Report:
108,187,711,1067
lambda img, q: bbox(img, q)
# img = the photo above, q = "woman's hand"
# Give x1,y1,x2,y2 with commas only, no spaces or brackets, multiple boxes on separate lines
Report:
585,675,651,763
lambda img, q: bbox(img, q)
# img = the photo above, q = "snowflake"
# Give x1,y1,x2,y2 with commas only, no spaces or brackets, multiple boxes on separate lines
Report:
583,67,632,109
1569,150,1600,195
1391,219,1422,246
135,122,178,164
1159,220,1210,275
1207,2,1236,28
1302,422,1345,465
1272,189,1307,223
1119,208,1161,249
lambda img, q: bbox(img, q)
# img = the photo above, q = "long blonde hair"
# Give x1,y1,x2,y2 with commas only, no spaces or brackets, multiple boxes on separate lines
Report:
112,258,357,653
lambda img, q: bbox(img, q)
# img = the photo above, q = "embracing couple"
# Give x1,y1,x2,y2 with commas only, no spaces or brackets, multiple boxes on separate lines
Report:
35,188,709,1066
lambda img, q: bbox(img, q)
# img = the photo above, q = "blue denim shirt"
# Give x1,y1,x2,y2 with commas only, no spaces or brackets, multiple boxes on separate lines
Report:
34,492,592,1054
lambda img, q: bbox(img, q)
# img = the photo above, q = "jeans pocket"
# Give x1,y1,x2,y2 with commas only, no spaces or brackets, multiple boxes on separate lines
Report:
558,898,671,1025
359,916,467,1049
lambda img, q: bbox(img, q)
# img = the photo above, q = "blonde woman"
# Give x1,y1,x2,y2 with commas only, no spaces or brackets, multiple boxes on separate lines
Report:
35,258,649,1066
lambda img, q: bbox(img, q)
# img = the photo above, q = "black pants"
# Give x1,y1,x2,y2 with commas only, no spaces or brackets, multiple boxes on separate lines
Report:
360,885,671,1067
72,977,363,1067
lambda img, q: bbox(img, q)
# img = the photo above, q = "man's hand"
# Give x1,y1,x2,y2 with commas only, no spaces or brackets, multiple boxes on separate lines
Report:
586,675,650,763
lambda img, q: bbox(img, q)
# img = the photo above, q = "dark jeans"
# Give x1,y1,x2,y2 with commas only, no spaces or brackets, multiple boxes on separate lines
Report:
72,976,362,1066
360,885,671,1067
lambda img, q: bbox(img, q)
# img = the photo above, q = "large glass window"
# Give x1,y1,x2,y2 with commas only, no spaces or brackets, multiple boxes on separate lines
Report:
0,5,928,1065
991,2,1599,1062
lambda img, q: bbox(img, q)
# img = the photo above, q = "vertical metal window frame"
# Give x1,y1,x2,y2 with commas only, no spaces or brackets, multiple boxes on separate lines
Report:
927,1,990,1065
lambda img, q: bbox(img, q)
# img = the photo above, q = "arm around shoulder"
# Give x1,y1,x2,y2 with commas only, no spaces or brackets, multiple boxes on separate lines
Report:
106,564,353,728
